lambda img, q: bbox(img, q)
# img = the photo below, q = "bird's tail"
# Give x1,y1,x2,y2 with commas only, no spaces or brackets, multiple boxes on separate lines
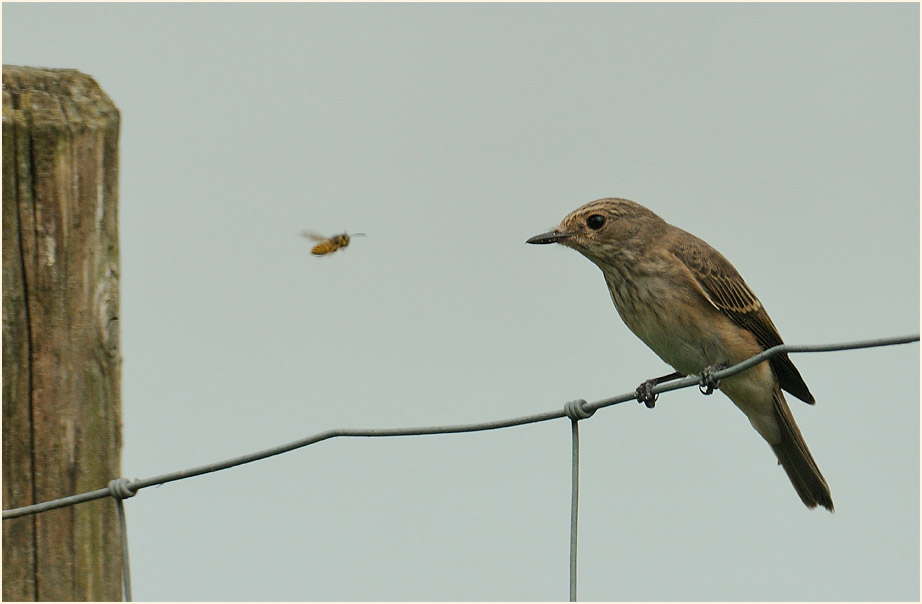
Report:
770,386,834,511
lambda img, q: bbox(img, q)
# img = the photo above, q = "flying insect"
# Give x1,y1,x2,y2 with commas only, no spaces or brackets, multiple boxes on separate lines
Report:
301,230,365,256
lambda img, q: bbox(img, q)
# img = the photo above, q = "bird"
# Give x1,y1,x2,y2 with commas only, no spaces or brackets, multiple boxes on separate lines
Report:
527,197,833,511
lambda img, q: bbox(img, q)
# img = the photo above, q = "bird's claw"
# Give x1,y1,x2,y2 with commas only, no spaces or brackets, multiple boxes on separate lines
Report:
698,364,727,395
635,380,658,409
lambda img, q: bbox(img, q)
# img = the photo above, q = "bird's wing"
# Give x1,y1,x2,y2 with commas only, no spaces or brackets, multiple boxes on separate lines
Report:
672,233,815,404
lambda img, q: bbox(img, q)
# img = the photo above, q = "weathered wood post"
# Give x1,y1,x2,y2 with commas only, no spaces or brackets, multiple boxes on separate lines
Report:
2,66,122,601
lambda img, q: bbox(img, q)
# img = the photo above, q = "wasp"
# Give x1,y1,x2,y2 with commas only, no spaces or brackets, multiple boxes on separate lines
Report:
301,230,365,256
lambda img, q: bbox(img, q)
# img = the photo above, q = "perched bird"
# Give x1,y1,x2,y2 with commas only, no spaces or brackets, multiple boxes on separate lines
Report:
527,198,833,511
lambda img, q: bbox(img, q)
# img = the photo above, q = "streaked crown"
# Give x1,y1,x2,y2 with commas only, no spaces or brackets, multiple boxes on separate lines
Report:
548,198,667,263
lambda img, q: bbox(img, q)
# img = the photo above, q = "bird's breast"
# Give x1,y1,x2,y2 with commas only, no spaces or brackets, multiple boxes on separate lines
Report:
603,270,731,375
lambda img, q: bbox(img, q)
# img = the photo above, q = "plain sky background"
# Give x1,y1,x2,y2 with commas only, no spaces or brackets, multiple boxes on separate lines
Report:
3,3,919,601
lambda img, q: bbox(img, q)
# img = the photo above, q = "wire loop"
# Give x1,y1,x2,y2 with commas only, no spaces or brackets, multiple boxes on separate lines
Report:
564,399,595,421
108,478,138,500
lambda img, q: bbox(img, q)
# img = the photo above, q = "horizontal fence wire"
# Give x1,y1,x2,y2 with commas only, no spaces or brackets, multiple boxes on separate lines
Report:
3,333,917,520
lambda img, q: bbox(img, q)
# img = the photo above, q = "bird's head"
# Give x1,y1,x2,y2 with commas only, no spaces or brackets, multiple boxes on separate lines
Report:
527,198,666,264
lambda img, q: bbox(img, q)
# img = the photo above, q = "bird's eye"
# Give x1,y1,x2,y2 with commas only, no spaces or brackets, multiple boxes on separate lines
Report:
586,214,606,230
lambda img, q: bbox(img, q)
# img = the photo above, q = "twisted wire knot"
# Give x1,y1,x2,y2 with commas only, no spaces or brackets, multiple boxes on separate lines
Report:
564,399,595,421
108,478,137,500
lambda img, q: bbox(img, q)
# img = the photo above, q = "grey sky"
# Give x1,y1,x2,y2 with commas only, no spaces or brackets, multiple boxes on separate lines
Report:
3,3,919,601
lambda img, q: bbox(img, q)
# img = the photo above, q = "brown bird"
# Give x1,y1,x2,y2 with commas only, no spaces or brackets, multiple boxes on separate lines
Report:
527,198,833,511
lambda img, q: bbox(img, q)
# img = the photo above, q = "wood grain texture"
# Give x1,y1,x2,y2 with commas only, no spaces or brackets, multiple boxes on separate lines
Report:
2,65,122,602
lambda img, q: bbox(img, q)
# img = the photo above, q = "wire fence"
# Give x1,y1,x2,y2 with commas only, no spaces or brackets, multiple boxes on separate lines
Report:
3,333,919,601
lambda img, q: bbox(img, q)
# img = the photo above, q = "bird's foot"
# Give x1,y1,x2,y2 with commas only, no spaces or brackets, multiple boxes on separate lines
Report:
634,371,684,409
698,364,728,395
635,380,658,408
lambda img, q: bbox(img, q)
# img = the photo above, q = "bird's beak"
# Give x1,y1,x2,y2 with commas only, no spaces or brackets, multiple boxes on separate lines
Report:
526,229,572,245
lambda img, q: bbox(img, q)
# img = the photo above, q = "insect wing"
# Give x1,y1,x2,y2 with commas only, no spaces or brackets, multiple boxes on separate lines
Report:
302,230,329,242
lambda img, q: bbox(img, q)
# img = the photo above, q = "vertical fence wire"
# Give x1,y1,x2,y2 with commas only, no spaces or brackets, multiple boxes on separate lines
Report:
569,418,580,602
114,498,132,602
564,398,594,602
108,478,136,602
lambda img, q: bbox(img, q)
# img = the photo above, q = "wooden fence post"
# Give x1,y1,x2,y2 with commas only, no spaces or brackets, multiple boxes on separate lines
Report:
2,65,122,601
